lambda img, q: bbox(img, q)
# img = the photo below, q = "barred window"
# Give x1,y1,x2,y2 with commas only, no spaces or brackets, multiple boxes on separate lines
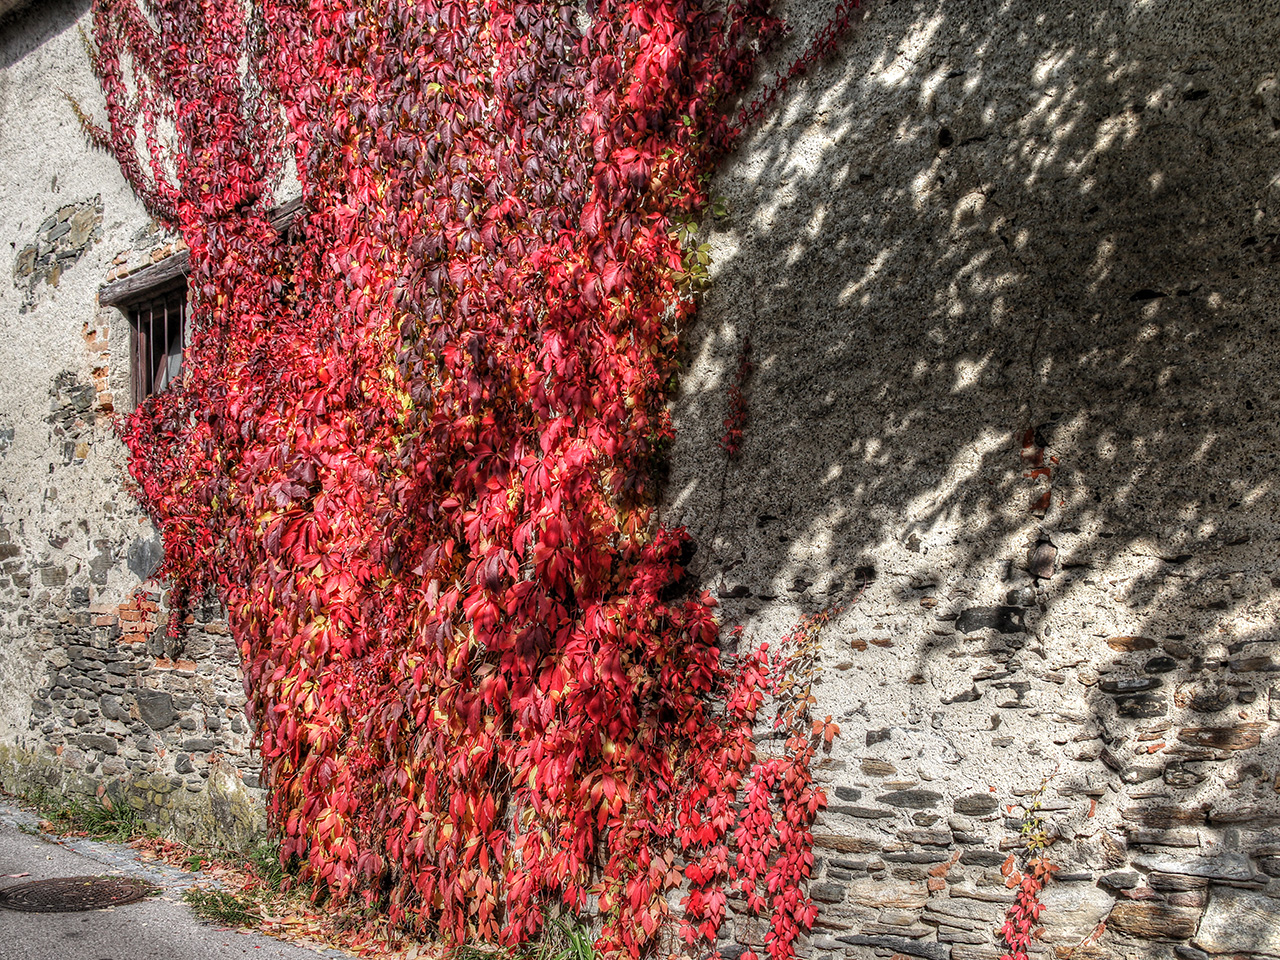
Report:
98,201,299,409
128,279,188,406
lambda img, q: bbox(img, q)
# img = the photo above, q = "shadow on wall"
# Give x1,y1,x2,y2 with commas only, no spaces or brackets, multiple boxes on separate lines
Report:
664,0,1280,953
0,0,88,71
669,0,1280,710
673,0,1280,614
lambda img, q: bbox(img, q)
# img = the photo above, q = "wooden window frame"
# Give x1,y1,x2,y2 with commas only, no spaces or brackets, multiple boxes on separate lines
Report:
125,278,189,407
99,253,191,409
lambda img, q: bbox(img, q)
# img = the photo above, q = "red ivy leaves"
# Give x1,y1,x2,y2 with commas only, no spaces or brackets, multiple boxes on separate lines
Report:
999,856,1057,960
88,0,830,956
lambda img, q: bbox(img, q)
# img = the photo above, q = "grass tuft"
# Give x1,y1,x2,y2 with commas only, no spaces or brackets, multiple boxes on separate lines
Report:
248,836,290,891
540,919,596,960
454,917,596,960
183,887,257,926
22,786,142,842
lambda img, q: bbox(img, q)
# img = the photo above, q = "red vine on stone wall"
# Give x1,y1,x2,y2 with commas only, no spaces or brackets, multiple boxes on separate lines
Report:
81,0,835,955
998,778,1058,960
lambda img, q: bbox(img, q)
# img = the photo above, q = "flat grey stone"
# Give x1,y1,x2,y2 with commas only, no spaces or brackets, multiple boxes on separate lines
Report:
1115,693,1167,718
827,804,896,819
877,789,943,809
959,850,1007,867
1037,883,1114,946
836,934,950,960
134,689,176,729
953,793,998,816
1100,676,1161,694
76,733,117,754
1098,870,1140,890
809,882,846,903
126,536,164,579
1194,887,1280,957
1134,852,1259,883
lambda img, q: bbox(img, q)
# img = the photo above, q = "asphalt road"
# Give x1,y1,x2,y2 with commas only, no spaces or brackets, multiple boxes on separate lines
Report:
0,802,344,960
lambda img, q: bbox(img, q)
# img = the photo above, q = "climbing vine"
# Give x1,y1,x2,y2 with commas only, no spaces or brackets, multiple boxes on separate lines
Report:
81,0,841,955
998,777,1059,960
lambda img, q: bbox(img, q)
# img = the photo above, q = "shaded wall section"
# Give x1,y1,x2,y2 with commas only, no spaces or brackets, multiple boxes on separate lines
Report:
666,1,1280,957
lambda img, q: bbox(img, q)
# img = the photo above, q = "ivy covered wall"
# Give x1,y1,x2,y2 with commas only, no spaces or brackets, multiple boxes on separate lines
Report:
3,0,1280,956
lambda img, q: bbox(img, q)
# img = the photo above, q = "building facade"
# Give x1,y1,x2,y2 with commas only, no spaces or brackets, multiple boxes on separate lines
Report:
5,0,1280,957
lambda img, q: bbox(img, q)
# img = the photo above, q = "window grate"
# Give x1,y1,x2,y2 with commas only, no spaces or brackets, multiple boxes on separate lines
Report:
129,281,188,407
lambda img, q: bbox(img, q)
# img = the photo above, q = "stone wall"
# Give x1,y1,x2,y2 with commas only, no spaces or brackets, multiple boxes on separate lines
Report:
6,0,1280,953
0,0,263,848
668,0,1280,958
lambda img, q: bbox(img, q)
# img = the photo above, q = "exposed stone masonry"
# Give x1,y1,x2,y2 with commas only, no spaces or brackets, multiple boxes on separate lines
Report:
0,123,262,844
11,196,103,312
1,572,263,848
700,550,1280,960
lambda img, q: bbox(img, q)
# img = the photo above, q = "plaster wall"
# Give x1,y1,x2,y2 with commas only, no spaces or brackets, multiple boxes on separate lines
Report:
665,1,1280,957
0,0,263,848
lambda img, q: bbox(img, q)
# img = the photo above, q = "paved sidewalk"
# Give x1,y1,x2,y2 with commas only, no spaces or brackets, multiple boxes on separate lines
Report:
0,800,347,960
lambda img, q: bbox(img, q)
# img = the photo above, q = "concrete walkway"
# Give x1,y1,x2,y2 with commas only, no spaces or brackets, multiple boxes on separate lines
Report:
0,800,347,960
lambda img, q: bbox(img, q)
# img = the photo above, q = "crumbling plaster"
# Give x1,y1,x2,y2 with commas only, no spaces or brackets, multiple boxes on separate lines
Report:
0,0,263,848
1,0,144,740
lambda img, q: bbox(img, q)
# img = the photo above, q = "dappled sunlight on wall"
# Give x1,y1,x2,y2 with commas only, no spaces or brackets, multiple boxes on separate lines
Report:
663,0,1280,956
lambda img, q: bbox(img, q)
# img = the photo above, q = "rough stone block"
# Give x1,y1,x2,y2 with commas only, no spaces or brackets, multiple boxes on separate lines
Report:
828,804,896,820
133,689,176,729
935,926,987,945
813,834,880,854
953,794,998,817
1098,870,1141,890
1100,677,1161,694
1173,684,1236,714
1141,870,1208,896
1176,724,1265,752
1107,901,1200,941
1115,693,1168,718
877,789,943,809
76,734,117,755
1037,883,1113,946
1122,806,1207,829
1194,887,1280,957
126,536,164,580
836,934,949,960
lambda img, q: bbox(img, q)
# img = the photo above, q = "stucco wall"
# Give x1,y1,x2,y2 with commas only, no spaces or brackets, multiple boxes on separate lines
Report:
665,0,1280,957
0,0,263,848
